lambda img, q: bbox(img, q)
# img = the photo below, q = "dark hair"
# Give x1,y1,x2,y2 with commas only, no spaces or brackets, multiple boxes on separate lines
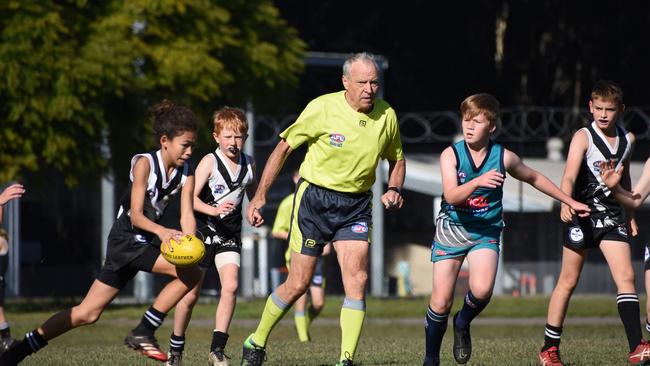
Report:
151,99,198,146
591,80,623,106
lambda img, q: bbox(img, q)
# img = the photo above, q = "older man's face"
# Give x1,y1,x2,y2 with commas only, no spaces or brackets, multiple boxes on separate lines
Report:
342,60,379,113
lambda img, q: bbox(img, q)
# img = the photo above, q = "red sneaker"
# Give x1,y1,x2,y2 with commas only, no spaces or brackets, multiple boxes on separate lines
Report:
124,332,168,362
538,346,564,366
629,340,650,365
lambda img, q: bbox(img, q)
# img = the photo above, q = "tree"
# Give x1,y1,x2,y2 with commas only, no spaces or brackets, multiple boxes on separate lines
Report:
0,0,305,185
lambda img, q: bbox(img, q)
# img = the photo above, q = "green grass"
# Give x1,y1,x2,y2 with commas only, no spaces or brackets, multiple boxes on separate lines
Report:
5,295,641,365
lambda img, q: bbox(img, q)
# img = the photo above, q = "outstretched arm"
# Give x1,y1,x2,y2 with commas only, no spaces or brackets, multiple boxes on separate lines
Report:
504,149,590,216
246,139,293,226
601,158,650,209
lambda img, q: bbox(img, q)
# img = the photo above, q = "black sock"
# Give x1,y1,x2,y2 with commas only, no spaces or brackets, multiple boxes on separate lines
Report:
646,320,650,334
542,323,562,351
133,306,166,336
455,291,490,329
169,333,185,353
211,330,229,351
617,293,642,352
424,306,448,364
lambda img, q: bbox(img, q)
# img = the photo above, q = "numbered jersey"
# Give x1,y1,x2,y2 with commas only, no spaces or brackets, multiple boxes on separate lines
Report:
574,121,633,226
106,150,193,270
196,149,254,242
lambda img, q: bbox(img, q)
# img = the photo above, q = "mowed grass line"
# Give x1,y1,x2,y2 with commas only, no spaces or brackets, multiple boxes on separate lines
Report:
6,295,640,365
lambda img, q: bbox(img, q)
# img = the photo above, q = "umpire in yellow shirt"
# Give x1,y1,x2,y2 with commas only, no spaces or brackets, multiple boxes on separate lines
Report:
241,52,405,366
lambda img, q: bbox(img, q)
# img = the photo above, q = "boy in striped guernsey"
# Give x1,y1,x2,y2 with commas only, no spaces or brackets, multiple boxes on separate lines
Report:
423,94,589,366
540,80,650,366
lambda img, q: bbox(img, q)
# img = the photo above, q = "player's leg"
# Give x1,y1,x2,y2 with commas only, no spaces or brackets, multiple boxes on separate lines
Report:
0,249,14,352
601,240,647,360
424,254,463,366
301,256,326,341
127,252,202,362
541,245,585,362
334,239,369,365
1,279,120,365
166,269,206,366
209,253,240,365
451,247,498,364
644,245,650,336
293,291,310,342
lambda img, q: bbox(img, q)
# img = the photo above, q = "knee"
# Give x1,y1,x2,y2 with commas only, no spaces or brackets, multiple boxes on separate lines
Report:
556,273,580,292
72,305,101,326
429,296,453,314
220,279,239,296
311,300,325,313
180,290,200,309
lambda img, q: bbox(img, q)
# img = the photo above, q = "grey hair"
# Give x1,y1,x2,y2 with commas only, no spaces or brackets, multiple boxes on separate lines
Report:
342,52,379,77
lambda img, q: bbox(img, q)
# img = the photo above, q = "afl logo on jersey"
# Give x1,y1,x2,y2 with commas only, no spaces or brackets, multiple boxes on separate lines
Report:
329,133,346,147
351,222,368,233
213,184,225,194
458,171,467,183
569,227,584,243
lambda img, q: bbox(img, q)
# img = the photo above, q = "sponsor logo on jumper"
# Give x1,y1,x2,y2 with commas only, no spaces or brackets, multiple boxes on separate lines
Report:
451,195,489,214
329,133,346,147
458,171,467,183
488,239,498,244
359,120,366,127
214,184,225,194
351,222,368,233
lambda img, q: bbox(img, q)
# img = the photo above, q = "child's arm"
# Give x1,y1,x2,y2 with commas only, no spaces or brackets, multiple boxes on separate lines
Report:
179,174,196,235
504,149,590,216
601,158,650,209
130,157,183,245
557,130,589,222
193,154,234,217
0,183,25,206
439,146,504,206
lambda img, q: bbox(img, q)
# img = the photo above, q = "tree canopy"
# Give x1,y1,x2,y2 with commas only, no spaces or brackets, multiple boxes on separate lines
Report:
0,0,305,185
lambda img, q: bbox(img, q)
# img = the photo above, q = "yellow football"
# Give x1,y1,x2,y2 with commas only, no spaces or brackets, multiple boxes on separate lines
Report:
160,234,205,267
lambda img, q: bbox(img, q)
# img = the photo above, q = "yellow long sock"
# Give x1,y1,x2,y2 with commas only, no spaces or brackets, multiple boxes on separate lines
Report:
339,298,366,362
294,312,310,342
251,291,289,347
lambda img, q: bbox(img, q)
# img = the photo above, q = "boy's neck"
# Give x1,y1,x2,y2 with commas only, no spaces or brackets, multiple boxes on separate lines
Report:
465,138,490,152
218,147,241,165
594,120,618,137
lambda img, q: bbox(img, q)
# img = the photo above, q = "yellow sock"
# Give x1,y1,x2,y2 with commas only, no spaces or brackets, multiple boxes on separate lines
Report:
294,312,310,342
251,291,289,347
339,298,365,362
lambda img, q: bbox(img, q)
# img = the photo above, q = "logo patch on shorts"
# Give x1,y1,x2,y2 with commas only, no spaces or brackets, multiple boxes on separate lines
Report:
329,133,346,147
569,227,584,243
351,222,368,233
645,247,649,262
434,249,447,256
305,239,316,248
488,239,499,244
617,225,628,237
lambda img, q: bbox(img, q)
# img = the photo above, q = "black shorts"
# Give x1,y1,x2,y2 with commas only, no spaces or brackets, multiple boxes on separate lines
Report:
196,224,241,268
288,180,372,257
96,244,160,289
564,215,630,250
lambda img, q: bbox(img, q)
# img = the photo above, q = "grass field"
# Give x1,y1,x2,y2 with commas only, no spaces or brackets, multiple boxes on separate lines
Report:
4,295,642,365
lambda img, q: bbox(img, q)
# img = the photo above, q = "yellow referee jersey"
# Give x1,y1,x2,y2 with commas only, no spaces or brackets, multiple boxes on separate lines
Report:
280,91,403,193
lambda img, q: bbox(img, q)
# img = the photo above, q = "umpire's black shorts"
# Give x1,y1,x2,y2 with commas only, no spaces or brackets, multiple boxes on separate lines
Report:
287,179,372,257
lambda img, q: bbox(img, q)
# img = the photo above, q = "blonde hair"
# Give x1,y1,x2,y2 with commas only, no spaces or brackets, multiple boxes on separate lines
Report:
591,80,623,106
213,106,248,135
460,93,500,125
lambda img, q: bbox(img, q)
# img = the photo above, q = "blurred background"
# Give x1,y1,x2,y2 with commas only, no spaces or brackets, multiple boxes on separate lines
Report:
2,0,650,301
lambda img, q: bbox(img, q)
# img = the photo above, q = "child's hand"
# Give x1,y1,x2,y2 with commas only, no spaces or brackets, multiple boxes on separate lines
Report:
569,200,590,218
0,183,25,206
213,201,235,216
599,160,623,189
158,228,183,251
473,169,504,189
560,203,575,223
